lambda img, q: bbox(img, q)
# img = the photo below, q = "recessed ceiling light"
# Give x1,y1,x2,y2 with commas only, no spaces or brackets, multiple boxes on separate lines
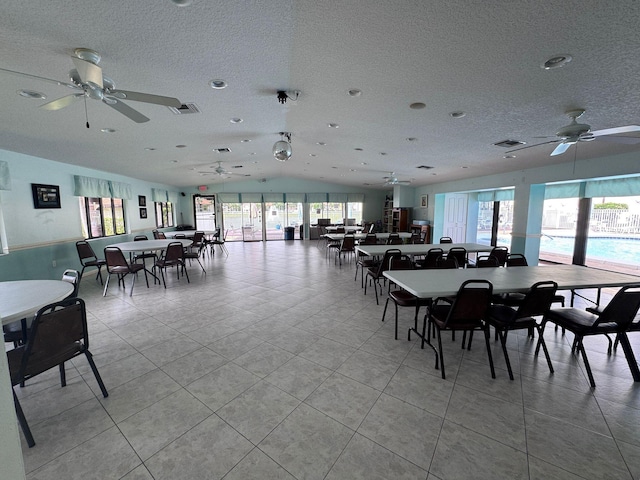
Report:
18,90,46,99
101,128,116,133
210,79,227,89
230,118,243,124
450,111,466,118
541,54,572,70
249,152,256,155
241,139,251,143
503,154,517,159
327,123,339,128
406,137,417,142
380,152,387,156
176,144,187,148
360,162,368,165
144,147,156,151
349,169,357,172
317,142,326,146
354,147,363,151
309,154,317,157
410,102,426,109
171,160,179,163
331,166,338,169
461,166,468,169
347,89,362,97
171,0,192,6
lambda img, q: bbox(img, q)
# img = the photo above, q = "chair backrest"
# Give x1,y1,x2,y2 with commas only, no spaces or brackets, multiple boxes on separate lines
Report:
336,227,345,233
409,233,421,244
439,237,453,244
192,231,205,246
213,227,221,239
104,247,129,270
152,230,160,239
596,285,640,330
490,246,509,266
13,297,88,383
374,248,402,276
361,233,377,245
506,253,528,267
164,242,186,262
443,280,493,328
447,247,466,267
340,235,356,251
174,233,186,239
422,248,444,269
389,254,414,271
157,231,167,239
61,269,80,297
386,233,402,245
134,235,148,241
476,256,499,268
515,281,558,319
76,240,98,265
436,255,459,269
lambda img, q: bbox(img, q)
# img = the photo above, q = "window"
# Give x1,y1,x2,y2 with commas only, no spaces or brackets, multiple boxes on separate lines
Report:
155,201,174,228
79,197,126,239
309,202,344,224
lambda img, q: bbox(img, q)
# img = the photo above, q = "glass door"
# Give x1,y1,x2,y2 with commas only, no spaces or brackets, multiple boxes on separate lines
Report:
193,195,216,231
242,202,263,241
265,202,285,240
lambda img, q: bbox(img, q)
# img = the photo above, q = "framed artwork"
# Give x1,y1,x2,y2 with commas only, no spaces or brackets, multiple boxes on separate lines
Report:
32,183,61,209
421,194,428,208
139,207,147,219
138,195,146,207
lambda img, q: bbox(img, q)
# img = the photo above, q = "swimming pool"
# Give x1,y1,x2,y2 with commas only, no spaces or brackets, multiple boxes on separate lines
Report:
477,234,640,266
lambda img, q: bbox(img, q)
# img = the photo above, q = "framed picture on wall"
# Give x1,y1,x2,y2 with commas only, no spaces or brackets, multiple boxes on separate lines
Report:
421,194,428,208
140,207,147,219
32,183,61,209
138,195,146,207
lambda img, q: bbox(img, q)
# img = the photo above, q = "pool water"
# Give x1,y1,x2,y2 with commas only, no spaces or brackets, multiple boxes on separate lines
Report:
477,235,640,266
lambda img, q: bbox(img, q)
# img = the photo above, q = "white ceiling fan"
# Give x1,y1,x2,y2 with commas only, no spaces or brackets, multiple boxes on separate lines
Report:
0,48,182,124
383,172,411,186
198,161,251,178
507,109,640,157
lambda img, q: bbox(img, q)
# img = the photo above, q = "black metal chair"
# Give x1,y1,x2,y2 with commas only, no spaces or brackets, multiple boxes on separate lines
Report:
7,297,108,447
355,233,378,286
386,233,403,245
132,235,158,268
415,247,444,269
423,279,495,379
364,248,401,305
103,246,148,296
155,241,190,287
537,285,640,387
75,240,106,285
447,246,467,268
335,234,356,266
487,281,558,380
439,236,453,244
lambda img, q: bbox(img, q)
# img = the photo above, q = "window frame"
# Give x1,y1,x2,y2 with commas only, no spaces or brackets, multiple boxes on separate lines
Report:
79,196,127,239
155,201,174,228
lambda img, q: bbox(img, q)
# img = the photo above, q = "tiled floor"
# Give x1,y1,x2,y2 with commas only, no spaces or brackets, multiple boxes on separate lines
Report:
9,240,640,479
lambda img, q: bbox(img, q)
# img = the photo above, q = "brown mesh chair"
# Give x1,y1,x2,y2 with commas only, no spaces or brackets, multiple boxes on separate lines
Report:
76,240,106,285
382,255,432,340
103,246,148,296
424,280,495,379
7,297,108,447
409,233,422,244
364,248,401,305
537,285,640,388
154,241,190,287
487,281,558,380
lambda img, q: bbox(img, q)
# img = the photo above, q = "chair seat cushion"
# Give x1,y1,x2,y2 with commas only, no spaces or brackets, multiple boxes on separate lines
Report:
488,304,536,329
389,290,417,306
546,307,618,334
430,305,483,330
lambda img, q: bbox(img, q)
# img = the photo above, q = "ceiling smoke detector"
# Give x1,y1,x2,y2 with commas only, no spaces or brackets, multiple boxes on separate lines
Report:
273,132,292,161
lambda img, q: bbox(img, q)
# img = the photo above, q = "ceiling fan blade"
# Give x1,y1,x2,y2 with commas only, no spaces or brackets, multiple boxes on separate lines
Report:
550,142,572,156
589,125,640,137
103,98,150,123
594,135,640,145
109,90,182,108
0,67,78,89
505,139,560,154
40,94,84,111
71,57,103,89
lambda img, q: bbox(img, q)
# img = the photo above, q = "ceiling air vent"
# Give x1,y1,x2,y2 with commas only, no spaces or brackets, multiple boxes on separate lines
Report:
416,165,434,170
213,148,231,153
168,103,200,115
493,139,525,148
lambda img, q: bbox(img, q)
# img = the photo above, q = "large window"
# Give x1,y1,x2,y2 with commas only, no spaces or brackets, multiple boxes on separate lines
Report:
309,202,345,224
540,198,579,264
79,197,126,239
155,202,174,228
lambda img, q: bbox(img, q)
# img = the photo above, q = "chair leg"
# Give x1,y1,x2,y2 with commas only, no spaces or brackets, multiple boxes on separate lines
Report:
85,350,109,398
436,327,445,378
382,297,390,322
102,274,111,296
96,265,104,285
497,330,514,380
617,332,640,382
534,325,555,374
13,390,35,447
59,362,67,387
576,338,596,388
394,302,399,340
160,267,167,288
374,280,379,305
483,326,496,379
182,262,190,283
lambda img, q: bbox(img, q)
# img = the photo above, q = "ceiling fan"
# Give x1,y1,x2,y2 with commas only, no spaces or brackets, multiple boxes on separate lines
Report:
383,172,411,186
198,161,251,178
0,48,182,124
506,109,640,157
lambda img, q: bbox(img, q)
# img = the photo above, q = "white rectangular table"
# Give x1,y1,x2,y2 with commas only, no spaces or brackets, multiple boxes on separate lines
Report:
326,232,412,242
357,242,492,257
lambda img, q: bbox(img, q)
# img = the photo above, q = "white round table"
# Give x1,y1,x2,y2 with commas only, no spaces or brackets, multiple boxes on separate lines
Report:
163,230,215,238
108,239,192,253
0,280,74,326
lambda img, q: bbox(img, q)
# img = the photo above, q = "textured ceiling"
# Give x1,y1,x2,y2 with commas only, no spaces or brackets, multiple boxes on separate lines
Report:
1,0,640,189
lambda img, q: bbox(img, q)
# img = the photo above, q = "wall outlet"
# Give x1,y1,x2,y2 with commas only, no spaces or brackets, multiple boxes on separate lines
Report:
52,260,56,267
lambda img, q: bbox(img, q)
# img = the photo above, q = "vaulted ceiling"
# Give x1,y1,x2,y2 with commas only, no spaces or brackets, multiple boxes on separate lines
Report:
1,0,639,189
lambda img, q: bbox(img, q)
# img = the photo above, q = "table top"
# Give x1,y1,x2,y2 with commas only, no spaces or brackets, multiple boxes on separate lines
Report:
357,242,492,256
164,230,215,238
108,239,192,253
325,225,365,232
384,264,640,299
0,280,74,325
326,232,413,241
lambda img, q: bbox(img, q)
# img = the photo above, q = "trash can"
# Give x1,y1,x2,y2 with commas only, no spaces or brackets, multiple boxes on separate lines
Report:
284,226,295,240
299,225,304,239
